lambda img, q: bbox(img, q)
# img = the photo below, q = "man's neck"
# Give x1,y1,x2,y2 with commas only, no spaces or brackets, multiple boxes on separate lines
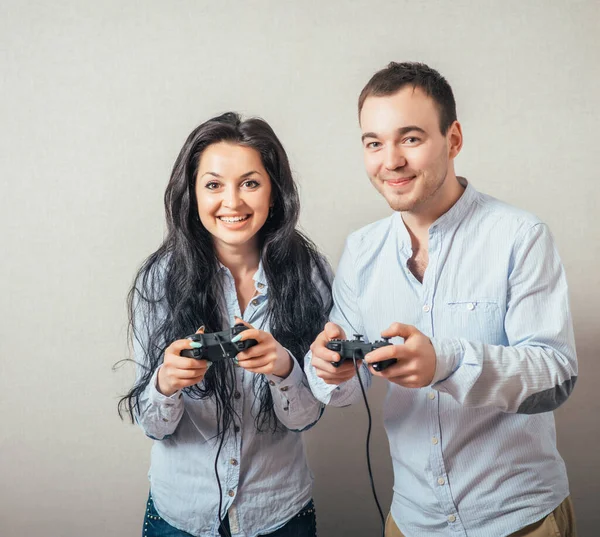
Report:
402,174,465,238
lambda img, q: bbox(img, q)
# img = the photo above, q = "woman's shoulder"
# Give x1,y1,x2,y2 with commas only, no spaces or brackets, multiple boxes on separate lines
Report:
133,251,171,302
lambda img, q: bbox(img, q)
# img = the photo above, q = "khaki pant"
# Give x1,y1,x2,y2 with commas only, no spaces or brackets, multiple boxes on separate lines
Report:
385,496,577,537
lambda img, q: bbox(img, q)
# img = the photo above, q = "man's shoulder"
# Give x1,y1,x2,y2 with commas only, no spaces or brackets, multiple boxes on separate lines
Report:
473,190,544,231
345,213,396,252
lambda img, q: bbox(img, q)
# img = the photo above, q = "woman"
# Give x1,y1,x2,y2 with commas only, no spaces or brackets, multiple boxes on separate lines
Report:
119,112,332,537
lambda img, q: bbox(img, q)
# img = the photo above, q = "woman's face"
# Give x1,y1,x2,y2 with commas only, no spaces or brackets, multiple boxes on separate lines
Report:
195,142,273,251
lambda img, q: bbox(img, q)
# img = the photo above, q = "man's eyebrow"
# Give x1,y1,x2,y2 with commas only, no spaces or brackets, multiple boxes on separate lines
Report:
361,125,427,142
361,132,379,142
397,125,426,136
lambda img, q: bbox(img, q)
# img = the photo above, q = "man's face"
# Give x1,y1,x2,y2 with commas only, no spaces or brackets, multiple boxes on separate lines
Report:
360,86,456,213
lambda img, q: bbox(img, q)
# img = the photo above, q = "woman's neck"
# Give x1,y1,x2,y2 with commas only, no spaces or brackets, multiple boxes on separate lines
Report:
214,238,261,282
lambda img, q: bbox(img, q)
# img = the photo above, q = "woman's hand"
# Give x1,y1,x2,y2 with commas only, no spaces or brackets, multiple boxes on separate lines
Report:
157,327,210,397
234,318,294,378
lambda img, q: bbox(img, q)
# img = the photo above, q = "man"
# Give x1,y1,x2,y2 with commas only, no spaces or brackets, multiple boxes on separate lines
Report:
305,62,578,537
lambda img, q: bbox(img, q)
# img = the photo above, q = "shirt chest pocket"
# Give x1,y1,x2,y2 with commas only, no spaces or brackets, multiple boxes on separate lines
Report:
442,299,505,344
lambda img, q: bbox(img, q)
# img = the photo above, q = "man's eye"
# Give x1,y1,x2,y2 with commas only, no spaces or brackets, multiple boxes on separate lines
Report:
366,141,381,149
242,179,260,189
404,137,420,144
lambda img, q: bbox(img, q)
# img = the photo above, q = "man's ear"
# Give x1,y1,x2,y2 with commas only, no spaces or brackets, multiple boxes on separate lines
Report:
447,120,463,159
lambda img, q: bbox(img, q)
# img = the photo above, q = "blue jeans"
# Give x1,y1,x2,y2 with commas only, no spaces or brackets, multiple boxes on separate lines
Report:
143,493,317,537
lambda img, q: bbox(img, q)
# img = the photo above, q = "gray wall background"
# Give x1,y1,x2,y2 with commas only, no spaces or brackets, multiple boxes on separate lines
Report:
1,1,598,536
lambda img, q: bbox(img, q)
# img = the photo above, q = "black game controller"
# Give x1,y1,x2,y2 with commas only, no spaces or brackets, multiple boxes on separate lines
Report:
180,323,258,363
326,334,397,372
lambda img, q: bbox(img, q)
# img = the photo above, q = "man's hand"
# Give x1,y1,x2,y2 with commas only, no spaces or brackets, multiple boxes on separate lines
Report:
234,318,293,378
365,323,437,388
309,322,362,385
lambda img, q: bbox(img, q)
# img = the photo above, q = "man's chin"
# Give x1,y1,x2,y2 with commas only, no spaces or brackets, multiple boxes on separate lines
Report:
383,193,417,212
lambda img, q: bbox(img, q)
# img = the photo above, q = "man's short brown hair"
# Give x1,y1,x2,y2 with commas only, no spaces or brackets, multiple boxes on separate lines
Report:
358,62,457,134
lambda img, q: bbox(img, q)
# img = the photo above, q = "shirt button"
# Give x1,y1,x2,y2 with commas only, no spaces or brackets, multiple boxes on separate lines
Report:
280,386,289,392
448,514,456,523
257,283,265,289
269,380,275,386
251,299,259,307
234,391,241,399
432,436,439,445
230,459,238,466
467,302,475,310
437,477,445,485
162,418,169,422
234,425,240,433
422,304,431,312
428,392,435,400
228,490,235,498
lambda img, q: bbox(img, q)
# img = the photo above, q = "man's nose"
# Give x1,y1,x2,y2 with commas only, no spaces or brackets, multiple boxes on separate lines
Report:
383,145,407,171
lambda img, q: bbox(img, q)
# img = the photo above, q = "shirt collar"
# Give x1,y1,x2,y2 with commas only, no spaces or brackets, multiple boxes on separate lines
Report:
394,177,477,247
252,260,268,291
217,258,268,292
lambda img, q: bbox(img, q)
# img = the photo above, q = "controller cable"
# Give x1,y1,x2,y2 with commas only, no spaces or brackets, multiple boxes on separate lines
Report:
214,430,231,537
213,332,232,537
353,350,386,537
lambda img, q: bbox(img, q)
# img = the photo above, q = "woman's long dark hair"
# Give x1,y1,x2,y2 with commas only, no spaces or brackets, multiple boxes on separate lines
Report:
118,112,332,437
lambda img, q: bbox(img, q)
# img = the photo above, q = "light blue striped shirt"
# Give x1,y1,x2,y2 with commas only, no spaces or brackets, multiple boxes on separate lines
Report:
135,262,324,537
305,178,577,537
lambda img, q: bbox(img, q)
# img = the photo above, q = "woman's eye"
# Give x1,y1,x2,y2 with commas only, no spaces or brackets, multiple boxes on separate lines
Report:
205,181,221,190
242,179,260,189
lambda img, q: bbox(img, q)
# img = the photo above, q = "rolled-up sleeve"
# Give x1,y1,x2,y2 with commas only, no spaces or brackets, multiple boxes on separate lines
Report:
431,223,578,414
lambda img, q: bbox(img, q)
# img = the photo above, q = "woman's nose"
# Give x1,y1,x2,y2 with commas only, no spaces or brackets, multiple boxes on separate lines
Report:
222,186,242,209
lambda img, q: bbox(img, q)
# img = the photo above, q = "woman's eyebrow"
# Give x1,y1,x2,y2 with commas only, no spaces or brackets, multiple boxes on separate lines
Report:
200,171,222,179
240,170,261,178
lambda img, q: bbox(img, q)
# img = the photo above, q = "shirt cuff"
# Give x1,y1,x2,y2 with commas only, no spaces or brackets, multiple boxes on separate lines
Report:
430,337,464,386
304,352,339,405
265,349,304,390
